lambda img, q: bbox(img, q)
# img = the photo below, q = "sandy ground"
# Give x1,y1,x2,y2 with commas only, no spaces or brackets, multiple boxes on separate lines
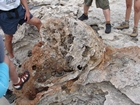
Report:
0,97,14,105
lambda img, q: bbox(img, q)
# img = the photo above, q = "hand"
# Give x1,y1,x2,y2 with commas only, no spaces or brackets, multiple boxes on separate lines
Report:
24,11,30,22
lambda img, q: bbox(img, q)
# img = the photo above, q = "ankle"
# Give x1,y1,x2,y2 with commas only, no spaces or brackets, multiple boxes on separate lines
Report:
13,77,20,85
106,21,110,24
84,13,88,16
134,26,138,29
9,56,14,59
125,20,129,24
9,57,15,60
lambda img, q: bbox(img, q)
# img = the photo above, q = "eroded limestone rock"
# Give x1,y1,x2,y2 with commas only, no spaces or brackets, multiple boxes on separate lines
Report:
13,16,140,105
14,17,105,105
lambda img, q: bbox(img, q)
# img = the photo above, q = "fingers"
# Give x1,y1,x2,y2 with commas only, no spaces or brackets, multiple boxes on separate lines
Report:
24,12,30,22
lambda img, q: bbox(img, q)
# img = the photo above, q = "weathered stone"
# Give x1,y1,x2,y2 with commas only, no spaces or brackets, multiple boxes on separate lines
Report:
14,17,105,105
1,0,140,105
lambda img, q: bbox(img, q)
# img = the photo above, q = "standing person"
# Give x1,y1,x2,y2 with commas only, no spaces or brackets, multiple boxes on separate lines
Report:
0,0,42,67
78,0,111,34
0,35,30,104
116,0,140,37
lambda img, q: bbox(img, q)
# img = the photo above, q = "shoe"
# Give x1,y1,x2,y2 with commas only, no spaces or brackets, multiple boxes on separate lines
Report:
105,23,111,34
10,57,21,67
78,14,88,21
130,27,138,37
14,70,30,90
4,89,17,104
116,22,129,30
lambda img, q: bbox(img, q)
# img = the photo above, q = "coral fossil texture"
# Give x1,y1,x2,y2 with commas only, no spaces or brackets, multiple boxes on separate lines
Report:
15,17,105,105
14,16,140,105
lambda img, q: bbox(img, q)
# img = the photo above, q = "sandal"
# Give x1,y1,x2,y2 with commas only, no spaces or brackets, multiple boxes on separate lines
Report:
14,70,30,90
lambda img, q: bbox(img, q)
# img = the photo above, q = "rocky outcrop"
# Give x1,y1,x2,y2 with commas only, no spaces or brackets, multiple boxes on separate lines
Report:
0,0,139,105
15,17,105,105
13,17,140,105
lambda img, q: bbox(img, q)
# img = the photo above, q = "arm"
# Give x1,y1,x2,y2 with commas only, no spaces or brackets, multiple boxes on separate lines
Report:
0,35,4,63
20,0,30,22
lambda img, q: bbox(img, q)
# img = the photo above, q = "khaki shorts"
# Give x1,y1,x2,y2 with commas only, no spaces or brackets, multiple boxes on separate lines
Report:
84,0,110,10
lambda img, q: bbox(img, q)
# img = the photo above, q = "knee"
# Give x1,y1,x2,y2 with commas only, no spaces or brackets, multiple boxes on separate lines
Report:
134,6,140,13
126,4,132,9
34,18,42,25
33,18,42,30
36,18,42,25
36,19,42,30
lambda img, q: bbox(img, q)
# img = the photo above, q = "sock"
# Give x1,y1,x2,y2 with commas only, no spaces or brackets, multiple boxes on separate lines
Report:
84,13,88,16
106,21,110,24
125,20,129,24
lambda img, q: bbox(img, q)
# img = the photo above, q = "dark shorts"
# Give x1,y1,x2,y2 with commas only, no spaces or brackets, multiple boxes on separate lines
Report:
0,5,33,35
84,0,110,10
84,0,93,6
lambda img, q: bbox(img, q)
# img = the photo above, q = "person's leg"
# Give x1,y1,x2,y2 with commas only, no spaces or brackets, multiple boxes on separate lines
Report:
125,0,132,21
78,0,93,21
4,55,19,84
26,17,42,31
78,4,90,21
103,8,111,33
0,56,16,103
84,4,90,16
116,0,132,30
4,55,30,90
26,17,42,41
3,55,29,103
130,0,140,37
96,0,110,23
4,34,21,67
4,35,14,59
96,0,111,33
134,0,140,27
103,9,110,24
